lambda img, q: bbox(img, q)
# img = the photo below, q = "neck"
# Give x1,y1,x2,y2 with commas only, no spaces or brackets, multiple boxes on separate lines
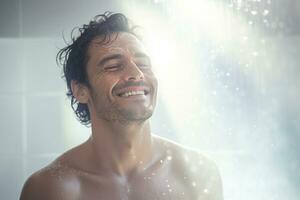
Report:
88,118,154,177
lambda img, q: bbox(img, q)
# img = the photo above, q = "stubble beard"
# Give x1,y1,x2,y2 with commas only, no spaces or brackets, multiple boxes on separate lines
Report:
118,106,153,123
91,92,154,125
98,103,154,125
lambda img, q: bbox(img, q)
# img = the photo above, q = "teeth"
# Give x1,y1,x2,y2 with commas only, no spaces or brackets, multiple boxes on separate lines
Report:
120,90,145,97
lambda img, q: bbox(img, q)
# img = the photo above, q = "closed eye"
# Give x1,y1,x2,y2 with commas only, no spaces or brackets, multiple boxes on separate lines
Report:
135,59,151,69
104,64,123,71
137,63,150,68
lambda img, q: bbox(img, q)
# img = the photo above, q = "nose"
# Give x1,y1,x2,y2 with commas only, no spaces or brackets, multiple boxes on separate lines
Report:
123,60,145,81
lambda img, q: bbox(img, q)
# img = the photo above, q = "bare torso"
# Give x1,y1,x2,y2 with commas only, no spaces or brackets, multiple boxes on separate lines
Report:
20,136,223,200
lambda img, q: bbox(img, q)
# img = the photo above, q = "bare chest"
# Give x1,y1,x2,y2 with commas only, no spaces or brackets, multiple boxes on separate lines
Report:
77,171,198,200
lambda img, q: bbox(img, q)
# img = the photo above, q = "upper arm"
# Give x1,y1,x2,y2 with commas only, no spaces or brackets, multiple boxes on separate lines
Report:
20,170,80,200
20,174,40,200
177,149,223,200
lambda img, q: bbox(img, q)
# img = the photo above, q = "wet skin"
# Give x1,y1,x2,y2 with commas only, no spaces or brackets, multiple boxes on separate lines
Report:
20,32,223,200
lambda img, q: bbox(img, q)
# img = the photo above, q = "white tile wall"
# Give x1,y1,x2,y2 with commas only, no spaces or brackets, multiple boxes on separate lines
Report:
0,156,23,200
0,1,299,200
0,96,23,154
0,39,23,93
23,39,65,93
26,95,65,154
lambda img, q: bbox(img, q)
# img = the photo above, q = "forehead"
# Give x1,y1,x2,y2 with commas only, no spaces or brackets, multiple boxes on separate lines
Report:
88,32,146,56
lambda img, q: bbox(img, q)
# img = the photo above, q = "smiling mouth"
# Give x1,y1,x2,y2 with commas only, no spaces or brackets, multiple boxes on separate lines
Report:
119,90,144,97
117,90,149,97
114,86,150,98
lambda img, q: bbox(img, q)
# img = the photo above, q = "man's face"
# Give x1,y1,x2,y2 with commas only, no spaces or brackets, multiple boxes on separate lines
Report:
85,32,158,123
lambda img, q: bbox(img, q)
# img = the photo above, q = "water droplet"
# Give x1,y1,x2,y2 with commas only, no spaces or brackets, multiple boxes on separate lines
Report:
243,36,248,41
160,159,164,164
168,189,173,192
162,192,166,196
192,181,197,187
251,10,257,15
204,188,209,193
167,156,172,161
263,9,269,16
184,154,189,162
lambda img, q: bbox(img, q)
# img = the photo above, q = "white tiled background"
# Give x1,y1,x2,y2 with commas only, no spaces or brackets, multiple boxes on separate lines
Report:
0,0,299,199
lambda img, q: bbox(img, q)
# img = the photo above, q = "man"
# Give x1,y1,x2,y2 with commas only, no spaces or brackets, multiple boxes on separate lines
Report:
20,12,223,200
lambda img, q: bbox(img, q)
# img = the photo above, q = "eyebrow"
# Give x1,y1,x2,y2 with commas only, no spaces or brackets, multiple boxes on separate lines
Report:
134,52,150,60
97,52,150,66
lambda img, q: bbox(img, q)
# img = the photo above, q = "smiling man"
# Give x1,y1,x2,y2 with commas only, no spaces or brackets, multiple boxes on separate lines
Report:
20,13,223,200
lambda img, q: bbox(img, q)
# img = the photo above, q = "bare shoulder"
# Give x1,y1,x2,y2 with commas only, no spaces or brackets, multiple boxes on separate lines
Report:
153,134,219,167
153,135,223,200
20,159,81,200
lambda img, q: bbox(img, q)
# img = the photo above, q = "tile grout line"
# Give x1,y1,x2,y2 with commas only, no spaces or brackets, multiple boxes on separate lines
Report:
19,0,28,185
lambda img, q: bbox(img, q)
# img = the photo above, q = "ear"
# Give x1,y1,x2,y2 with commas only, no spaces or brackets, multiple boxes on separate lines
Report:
71,80,89,104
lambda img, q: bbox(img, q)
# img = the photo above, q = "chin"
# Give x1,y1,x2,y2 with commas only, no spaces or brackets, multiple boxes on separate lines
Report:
119,107,154,122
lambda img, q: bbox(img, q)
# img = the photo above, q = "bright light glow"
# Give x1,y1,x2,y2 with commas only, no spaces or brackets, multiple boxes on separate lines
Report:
122,0,298,199
122,3,207,137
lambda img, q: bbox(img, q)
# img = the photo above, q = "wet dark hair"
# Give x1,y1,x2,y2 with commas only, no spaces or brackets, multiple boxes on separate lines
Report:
57,12,138,125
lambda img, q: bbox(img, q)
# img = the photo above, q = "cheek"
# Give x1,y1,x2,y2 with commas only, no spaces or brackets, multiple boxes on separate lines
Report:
147,73,158,88
92,72,118,88
146,74,158,98
144,69,157,80
95,76,120,99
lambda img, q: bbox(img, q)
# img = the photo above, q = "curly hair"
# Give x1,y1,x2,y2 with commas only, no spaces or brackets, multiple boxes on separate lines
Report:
57,12,139,125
